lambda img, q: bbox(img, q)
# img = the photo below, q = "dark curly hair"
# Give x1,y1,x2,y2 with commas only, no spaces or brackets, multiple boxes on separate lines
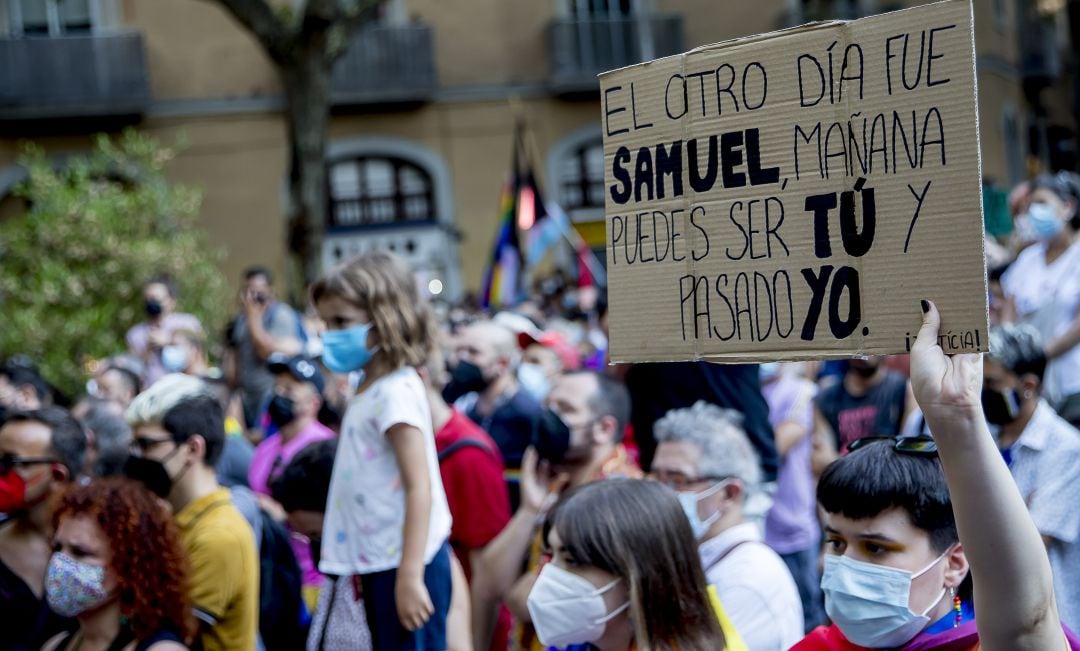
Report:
52,478,194,642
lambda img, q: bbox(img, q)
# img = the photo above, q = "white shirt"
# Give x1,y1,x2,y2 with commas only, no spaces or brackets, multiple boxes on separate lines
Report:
1001,240,1080,400
1006,400,1080,633
700,522,803,651
320,367,452,575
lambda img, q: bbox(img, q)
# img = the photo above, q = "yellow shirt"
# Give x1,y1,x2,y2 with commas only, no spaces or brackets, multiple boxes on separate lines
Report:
176,487,259,651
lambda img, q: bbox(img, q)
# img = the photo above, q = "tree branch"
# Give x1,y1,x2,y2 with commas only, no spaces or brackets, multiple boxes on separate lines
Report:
307,0,385,60
205,0,294,64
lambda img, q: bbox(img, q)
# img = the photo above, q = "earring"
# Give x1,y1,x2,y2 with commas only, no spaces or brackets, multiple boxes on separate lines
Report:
951,586,962,628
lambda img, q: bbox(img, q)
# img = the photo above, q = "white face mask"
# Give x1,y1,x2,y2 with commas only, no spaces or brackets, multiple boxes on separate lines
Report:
822,551,949,648
527,563,630,648
517,362,552,402
677,481,728,540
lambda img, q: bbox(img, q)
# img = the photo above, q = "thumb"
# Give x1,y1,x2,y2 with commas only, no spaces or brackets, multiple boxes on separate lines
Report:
912,299,941,353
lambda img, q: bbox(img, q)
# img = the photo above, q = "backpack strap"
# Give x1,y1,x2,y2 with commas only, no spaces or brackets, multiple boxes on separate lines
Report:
438,438,495,462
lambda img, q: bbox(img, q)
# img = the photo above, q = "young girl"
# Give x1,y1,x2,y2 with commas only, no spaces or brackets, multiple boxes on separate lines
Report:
311,251,453,651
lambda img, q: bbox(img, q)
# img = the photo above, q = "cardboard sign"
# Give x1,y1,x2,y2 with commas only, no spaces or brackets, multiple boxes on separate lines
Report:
600,0,988,363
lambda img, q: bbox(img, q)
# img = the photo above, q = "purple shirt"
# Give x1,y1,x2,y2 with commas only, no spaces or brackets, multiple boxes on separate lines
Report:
249,420,336,588
763,375,819,554
125,313,203,385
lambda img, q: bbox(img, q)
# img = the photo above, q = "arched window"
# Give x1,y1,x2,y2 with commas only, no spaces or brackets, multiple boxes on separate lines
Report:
548,124,606,223
327,155,436,230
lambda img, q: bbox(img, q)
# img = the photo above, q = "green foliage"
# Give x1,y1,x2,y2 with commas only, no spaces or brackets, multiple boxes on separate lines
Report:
0,130,228,398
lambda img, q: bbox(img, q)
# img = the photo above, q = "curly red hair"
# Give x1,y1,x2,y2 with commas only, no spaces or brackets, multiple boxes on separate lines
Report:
52,478,194,642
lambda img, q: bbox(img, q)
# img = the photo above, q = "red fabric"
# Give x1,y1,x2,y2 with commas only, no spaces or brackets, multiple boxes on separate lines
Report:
790,626,870,651
435,409,512,580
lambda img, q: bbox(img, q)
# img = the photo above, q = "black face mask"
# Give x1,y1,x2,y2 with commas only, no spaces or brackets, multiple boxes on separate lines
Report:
850,362,880,379
145,300,163,318
442,360,492,403
122,455,173,499
267,394,297,428
982,387,1022,426
533,408,572,464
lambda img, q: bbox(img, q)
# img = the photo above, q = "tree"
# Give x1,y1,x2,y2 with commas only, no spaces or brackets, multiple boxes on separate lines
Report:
205,0,381,297
0,131,228,398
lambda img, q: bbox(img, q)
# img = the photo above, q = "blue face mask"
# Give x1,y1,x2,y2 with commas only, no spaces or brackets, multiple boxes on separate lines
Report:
320,323,377,374
677,481,728,540
1026,202,1065,241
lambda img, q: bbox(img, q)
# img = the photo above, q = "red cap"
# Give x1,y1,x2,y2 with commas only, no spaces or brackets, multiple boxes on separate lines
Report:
518,331,581,371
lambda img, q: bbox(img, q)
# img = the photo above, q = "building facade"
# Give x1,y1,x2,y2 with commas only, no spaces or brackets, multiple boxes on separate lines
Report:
0,0,1072,298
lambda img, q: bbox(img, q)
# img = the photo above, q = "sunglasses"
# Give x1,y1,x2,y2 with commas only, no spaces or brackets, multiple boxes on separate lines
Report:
0,453,59,475
847,435,938,456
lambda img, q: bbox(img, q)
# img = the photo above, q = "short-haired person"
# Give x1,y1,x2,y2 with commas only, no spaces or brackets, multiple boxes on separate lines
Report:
162,329,212,377
73,397,132,478
527,479,736,650
272,439,373,651
793,302,1080,650
42,478,193,650
0,362,50,414
227,266,305,429
474,370,640,651
983,324,1080,632
249,353,335,604
651,401,803,651
125,374,258,651
91,364,141,411
0,408,86,649
517,330,580,403
126,275,203,387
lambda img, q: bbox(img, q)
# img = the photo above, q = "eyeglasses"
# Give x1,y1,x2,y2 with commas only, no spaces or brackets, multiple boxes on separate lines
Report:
649,471,728,492
130,436,174,454
0,453,59,475
846,435,938,456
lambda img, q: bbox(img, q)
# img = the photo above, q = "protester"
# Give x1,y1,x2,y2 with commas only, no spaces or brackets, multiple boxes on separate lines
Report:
249,353,334,603
420,357,512,650
126,276,203,387
226,266,305,429
528,479,735,650
473,370,640,650
445,319,543,502
311,251,453,651
1001,172,1080,425
41,478,192,650
517,330,580,403
624,361,778,479
0,408,86,649
814,356,913,456
651,400,803,650
125,374,258,651
162,328,212,377
983,324,1080,632
760,362,824,633
0,362,50,414
793,301,1080,650
73,397,132,478
271,439,372,651
89,363,141,411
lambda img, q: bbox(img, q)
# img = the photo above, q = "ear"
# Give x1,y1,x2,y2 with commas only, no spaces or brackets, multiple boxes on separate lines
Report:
593,414,618,446
188,434,207,463
943,542,969,589
50,463,69,483
723,479,745,505
1019,373,1041,398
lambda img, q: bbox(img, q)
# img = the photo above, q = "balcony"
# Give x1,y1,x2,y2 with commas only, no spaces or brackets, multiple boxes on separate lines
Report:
0,32,150,123
548,13,685,96
331,24,437,108
1018,15,1061,87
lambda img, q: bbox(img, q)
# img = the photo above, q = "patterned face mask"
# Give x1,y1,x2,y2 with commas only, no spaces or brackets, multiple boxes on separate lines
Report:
45,551,112,617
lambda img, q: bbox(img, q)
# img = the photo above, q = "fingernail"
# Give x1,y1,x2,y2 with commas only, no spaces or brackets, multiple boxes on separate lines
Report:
921,299,930,313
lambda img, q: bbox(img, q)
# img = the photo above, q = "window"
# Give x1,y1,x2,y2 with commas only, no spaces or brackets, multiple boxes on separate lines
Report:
7,0,95,36
327,156,436,230
558,139,606,215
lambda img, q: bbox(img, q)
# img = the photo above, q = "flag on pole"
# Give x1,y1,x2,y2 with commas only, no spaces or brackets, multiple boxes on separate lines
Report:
480,130,524,309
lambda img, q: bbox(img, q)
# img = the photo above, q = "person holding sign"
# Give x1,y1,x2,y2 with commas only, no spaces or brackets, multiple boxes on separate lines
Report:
793,302,1080,651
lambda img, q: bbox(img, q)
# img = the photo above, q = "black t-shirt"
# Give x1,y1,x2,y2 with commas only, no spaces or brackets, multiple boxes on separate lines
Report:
466,389,543,512
816,371,908,452
625,362,778,480
0,555,74,651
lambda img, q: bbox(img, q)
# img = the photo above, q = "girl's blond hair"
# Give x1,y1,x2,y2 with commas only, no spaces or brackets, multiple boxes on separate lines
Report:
310,251,437,374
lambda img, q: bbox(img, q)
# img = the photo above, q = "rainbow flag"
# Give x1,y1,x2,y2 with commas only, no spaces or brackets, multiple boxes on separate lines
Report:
481,133,524,309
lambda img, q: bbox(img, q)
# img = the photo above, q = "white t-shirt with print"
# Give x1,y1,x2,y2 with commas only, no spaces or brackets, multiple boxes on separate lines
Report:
320,366,452,575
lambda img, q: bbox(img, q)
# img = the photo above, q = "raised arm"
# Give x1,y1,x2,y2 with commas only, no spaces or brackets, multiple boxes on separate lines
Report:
910,301,1065,651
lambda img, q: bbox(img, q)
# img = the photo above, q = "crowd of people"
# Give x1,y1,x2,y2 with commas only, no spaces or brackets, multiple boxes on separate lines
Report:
0,170,1079,651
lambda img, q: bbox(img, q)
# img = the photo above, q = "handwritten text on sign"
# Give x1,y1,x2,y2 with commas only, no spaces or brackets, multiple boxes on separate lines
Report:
600,0,988,363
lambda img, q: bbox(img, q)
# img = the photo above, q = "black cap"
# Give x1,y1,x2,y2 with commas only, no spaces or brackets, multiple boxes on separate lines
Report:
267,354,325,394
